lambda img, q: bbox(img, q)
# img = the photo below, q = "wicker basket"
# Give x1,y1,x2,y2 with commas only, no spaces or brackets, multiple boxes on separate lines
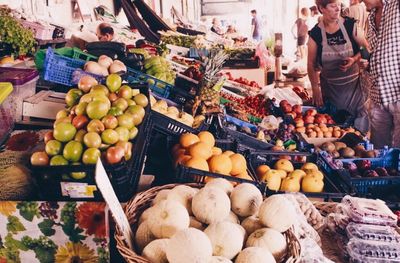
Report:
115,183,301,263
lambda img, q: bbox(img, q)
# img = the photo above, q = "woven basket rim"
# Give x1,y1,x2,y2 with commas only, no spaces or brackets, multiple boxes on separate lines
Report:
115,183,302,263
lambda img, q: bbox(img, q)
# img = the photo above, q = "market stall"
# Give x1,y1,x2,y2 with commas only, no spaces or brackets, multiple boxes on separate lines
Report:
0,1,399,262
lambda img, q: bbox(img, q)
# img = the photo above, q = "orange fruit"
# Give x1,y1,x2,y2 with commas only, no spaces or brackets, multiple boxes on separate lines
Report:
188,141,213,160
256,165,270,179
235,172,253,181
208,154,232,175
174,154,191,168
211,147,222,156
198,131,215,148
184,157,209,171
222,150,235,157
179,133,200,148
229,153,247,175
172,147,187,160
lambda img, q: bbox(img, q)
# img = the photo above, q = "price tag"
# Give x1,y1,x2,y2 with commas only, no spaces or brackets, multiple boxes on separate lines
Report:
60,182,97,198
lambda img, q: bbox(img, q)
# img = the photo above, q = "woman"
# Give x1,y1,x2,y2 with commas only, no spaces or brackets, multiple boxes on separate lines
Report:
307,0,369,132
292,7,310,60
211,18,224,36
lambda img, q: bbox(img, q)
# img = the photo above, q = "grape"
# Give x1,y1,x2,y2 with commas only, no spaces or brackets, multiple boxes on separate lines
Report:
39,202,59,220
61,202,77,225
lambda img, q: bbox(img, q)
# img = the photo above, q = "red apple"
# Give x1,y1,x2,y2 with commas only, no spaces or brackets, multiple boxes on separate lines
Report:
279,100,290,108
292,105,302,115
306,109,317,117
304,115,315,124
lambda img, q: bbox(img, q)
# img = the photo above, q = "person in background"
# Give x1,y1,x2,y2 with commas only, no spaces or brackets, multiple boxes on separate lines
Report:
359,0,400,147
96,23,114,41
292,7,310,60
308,5,322,28
197,16,208,33
342,0,369,33
250,9,262,41
211,18,224,36
307,0,369,133
226,25,237,34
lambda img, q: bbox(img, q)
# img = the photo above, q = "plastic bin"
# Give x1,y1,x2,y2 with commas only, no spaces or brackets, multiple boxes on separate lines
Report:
43,48,103,87
0,82,14,146
125,68,173,98
30,83,152,202
248,151,347,200
0,67,39,121
318,148,400,195
71,47,98,61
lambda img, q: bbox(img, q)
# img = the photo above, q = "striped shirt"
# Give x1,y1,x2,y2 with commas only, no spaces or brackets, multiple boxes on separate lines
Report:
367,0,400,105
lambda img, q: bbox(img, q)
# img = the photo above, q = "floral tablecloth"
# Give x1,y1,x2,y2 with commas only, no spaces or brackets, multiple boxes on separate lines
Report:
0,201,109,263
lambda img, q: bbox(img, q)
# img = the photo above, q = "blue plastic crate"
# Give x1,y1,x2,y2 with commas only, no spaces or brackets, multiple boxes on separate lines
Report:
318,149,400,195
189,48,209,59
43,48,103,87
125,68,173,98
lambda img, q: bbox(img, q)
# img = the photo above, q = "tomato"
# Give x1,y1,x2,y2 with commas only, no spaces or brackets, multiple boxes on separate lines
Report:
45,140,63,156
106,74,122,92
117,113,135,129
82,148,101,165
118,85,132,99
116,141,133,161
108,106,123,116
63,141,83,162
44,131,54,144
112,98,128,111
74,102,88,116
74,129,87,143
133,93,148,107
90,84,109,96
102,115,118,129
83,132,102,148
126,105,145,119
50,155,68,166
108,92,118,102
31,151,49,166
129,127,138,140
65,88,83,107
115,127,130,142
56,109,69,120
53,123,77,142
87,119,105,133
72,115,89,129
106,146,125,164
86,100,110,120
101,129,119,145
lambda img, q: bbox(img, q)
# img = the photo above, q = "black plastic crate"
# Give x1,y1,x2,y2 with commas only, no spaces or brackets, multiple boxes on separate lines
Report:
31,83,152,202
369,185,400,210
223,57,260,69
175,164,266,194
318,148,400,196
248,151,347,201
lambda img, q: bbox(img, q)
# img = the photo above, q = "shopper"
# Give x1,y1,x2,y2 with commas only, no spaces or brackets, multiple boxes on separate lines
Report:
342,0,369,33
360,0,400,147
211,18,224,36
308,5,322,28
292,7,310,60
250,10,262,42
307,0,369,132
96,23,114,41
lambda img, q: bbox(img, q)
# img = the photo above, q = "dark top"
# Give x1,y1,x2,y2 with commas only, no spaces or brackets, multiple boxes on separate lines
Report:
309,18,360,66
211,26,223,36
251,17,261,38
296,18,309,37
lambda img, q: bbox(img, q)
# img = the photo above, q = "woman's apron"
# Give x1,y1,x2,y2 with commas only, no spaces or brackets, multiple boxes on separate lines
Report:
319,20,369,132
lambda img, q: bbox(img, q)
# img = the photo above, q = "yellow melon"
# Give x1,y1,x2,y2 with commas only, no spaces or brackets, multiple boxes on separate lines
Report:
198,131,215,148
184,157,209,171
208,154,232,175
188,142,213,160
229,153,247,175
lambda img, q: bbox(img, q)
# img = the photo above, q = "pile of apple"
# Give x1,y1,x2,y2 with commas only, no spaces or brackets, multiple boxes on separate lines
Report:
223,72,260,89
301,124,359,139
292,86,311,101
151,99,205,128
30,74,148,178
255,160,325,193
343,160,399,178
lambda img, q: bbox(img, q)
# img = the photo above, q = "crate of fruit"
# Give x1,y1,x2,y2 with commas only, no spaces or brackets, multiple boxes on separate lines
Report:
248,151,347,200
43,48,104,86
30,82,152,202
318,148,400,196
150,96,208,136
125,67,174,99
168,131,263,188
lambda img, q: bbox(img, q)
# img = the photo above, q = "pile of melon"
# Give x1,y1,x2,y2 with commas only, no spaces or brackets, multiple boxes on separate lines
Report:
134,180,298,263
172,132,253,181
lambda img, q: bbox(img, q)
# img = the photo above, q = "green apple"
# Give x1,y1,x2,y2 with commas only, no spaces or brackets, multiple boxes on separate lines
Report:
63,141,83,162
45,140,63,156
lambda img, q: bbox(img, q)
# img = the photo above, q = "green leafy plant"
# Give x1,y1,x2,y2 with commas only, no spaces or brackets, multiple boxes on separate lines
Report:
0,11,36,55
